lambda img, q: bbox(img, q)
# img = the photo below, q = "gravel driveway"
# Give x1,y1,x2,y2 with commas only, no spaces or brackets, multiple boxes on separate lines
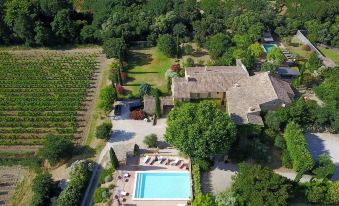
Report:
98,100,167,165
305,133,339,180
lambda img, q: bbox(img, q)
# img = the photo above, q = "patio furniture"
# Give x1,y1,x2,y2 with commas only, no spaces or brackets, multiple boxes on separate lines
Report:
143,155,150,164
118,190,128,196
159,156,166,164
171,158,180,166
180,163,187,169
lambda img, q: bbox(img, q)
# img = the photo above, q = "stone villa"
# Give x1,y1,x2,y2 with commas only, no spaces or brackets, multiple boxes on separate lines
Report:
144,60,295,126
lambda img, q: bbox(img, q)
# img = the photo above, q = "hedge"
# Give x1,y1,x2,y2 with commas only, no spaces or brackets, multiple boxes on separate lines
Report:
192,164,202,197
284,122,313,173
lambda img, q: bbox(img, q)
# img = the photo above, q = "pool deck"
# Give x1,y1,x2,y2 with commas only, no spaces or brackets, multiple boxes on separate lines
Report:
113,154,191,206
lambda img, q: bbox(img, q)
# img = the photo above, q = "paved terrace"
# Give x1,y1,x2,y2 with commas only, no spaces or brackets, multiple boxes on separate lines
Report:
113,154,191,206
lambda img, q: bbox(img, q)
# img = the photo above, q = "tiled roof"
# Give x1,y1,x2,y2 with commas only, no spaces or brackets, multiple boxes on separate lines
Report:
227,72,294,125
172,64,249,99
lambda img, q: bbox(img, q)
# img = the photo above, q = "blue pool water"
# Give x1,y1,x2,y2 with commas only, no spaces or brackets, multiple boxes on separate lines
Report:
134,172,190,199
262,43,277,53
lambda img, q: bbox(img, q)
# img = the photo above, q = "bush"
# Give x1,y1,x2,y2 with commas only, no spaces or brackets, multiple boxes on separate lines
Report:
215,189,237,206
274,135,286,150
130,110,145,120
99,167,115,184
104,175,113,183
192,193,216,206
139,83,152,97
98,86,117,113
312,154,336,179
304,180,339,204
281,150,293,168
56,161,92,206
38,134,73,165
143,134,157,148
183,44,193,55
93,187,108,203
184,57,194,67
30,172,53,206
284,122,313,174
192,164,202,197
95,122,112,140
302,44,311,51
157,34,176,57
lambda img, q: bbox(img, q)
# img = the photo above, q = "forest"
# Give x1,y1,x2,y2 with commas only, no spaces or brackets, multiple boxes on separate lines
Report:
0,0,338,48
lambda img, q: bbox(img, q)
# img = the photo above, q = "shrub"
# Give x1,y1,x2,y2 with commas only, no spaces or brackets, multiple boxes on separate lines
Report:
215,189,237,206
143,134,157,148
171,64,181,72
38,134,73,165
139,83,152,97
274,135,286,150
93,187,108,203
184,57,194,67
312,154,336,179
305,181,327,203
56,161,92,206
183,44,193,55
30,172,53,206
284,122,313,174
130,109,145,120
104,175,112,183
99,167,115,184
192,164,202,197
232,163,291,206
115,84,124,94
302,44,311,51
99,86,117,113
109,148,119,169
281,150,293,168
192,193,216,206
133,144,140,156
95,122,112,140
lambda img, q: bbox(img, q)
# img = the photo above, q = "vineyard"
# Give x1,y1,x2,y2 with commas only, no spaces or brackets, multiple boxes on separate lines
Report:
0,50,100,146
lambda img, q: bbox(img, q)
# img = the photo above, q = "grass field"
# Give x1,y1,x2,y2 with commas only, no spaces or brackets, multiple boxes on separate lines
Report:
319,47,339,63
123,47,174,96
0,50,99,145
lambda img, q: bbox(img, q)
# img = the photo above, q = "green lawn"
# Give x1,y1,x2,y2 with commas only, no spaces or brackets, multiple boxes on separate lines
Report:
319,47,339,63
123,47,174,96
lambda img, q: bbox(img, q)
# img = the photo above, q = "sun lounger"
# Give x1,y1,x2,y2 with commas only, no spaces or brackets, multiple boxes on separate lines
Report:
143,155,150,164
177,204,187,206
159,156,166,164
171,158,180,166
180,163,187,169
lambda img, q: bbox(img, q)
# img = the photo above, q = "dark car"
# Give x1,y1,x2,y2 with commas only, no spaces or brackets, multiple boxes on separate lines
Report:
114,104,122,116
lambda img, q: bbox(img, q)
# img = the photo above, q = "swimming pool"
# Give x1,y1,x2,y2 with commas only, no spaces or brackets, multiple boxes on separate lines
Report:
262,43,277,53
133,171,191,200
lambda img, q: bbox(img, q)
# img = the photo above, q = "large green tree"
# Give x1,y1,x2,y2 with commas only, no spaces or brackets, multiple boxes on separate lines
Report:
38,134,73,165
157,34,176,57
30,172,53,206
165,101,237,160
98,86,117,113
102,37,127,60
206,33,231,59
51,9,76,43
232,163,291,206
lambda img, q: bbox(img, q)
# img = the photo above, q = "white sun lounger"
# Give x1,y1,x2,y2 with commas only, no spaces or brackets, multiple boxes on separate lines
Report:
143,155,150,164
171,158,180,166
118,190,128,196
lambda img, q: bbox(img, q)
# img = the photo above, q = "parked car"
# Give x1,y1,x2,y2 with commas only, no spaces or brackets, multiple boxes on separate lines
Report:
114,104,122,116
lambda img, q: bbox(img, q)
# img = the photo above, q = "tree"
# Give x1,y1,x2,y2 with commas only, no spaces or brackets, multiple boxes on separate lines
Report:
38,134,73,165
98,86,116,113
109,148,119,169
305,53,321,71
139,83,152,97
261,62,278,74
192,194,216,206
133,144,140,156
241,52,256,71
143,134,158,148
30,172,53,206
267,47,284,65
312,154,336,179
165,101,237,160
232,163,291,206
249,42,264,58
51,9,76,43
157,34,176,57
39,0,72,16
284,122,313,176
207,33,231,59
215,189,237,206
102,38,127,61
173,23,187,58
95,122,112,140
